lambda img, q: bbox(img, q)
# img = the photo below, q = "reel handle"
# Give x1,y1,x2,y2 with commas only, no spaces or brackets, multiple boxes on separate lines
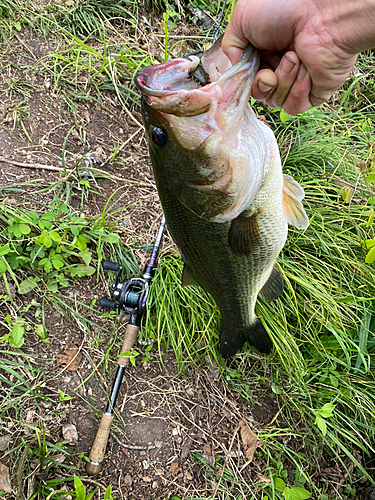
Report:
99,297,117,310
102,260,121,272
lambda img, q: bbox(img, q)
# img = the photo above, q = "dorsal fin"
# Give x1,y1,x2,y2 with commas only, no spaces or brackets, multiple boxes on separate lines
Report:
283,174,309,229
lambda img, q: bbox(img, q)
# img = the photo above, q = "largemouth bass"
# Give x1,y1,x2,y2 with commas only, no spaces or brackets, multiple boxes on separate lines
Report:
135,39,308,358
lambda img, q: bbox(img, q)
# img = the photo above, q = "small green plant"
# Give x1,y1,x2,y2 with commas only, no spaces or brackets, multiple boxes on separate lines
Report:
118,348,139,367
73,475,114,500
1,314,25,348
161,8,179,61
273,476,312,500
58,390,73,403
313,402,336,437
0,197,99,294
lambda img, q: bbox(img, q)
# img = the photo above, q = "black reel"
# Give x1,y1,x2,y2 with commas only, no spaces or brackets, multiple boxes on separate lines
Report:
100,260,149,315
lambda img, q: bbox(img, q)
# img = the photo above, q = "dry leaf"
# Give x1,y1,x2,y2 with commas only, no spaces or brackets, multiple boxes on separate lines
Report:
142,476,151,482
56,344,81,371
169,462,179,475
0,435,11,452
181,436,193,460
239,419,259,462
25,410,34,426
62,423,78,445
0,463,12,493
203,443,215,467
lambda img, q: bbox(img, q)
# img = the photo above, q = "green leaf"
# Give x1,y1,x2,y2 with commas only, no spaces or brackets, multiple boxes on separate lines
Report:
103,485,112,500
19,223,31,235
341,186,352,203
280,110,289,122
79,249,92,265
42,212,55,220
0,245,10,256
10,322,25,348
49,231,61,242
274,477,286,490
0,260,7,274
364,239,375,249
320,402,336,418
35,324,46,339
73,475,86,500
52,257,65,270
27,210,39,220
100,234,120,243
70,225,80,236
43,234,52,248
365,246,375,264
19,277,39,294
288,487,312,499
43,260,52,273
366,173,375,183
70,265,95,277
316,416,327,436
46,280,58,293
75,235,88,250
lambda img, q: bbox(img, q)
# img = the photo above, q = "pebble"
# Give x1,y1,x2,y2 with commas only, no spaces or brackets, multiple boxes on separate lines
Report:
124,473,132,486
62,423,78,444
152,481,158,489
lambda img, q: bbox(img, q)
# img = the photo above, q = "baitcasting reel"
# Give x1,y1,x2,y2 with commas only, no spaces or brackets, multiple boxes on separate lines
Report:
99,260,153,315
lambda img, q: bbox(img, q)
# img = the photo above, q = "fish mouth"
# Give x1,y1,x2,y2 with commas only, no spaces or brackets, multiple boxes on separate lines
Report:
134,40,259,116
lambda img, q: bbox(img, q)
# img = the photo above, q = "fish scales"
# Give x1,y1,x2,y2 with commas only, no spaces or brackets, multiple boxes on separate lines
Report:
135,38,309,358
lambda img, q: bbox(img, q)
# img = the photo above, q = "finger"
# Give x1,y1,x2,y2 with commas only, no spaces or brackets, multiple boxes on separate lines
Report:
222,25,248,65
307,54,358,108
265,52,300,109
282,64,313,115
251,69,277,101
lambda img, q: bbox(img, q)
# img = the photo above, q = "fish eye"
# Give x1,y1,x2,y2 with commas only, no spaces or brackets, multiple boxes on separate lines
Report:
151,126,167,147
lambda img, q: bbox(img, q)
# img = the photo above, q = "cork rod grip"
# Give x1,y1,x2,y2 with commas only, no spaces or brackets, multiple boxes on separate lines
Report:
86,413,114,475
118,324,140,366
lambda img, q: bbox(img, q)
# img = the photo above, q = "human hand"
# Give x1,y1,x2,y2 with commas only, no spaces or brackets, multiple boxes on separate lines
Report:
222,0,365,114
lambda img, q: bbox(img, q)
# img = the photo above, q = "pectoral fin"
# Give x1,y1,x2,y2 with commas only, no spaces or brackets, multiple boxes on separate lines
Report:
228,209,260,255
259,264,284,301
182,264,200,287
283,174,309,229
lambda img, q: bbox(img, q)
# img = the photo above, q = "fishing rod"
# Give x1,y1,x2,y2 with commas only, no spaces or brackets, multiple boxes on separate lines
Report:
86,215,166,475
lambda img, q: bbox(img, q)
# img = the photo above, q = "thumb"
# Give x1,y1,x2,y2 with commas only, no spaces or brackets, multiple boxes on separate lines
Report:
222,30,248,65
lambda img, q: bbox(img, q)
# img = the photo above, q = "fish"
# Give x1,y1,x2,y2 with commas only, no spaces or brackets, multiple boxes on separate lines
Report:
134,39,309,359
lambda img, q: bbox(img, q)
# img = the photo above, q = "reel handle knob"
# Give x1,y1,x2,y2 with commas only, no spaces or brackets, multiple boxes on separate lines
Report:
100,297,118,309
102,260,121,272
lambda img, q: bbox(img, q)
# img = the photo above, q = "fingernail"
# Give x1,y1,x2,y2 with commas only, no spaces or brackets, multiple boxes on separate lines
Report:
258,80,273,93
280,55,296,77
297,63,307,81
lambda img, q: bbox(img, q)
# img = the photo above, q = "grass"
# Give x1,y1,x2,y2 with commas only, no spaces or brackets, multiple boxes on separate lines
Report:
0,1,374,499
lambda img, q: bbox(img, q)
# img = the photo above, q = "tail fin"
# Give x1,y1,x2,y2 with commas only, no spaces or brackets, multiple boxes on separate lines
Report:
219,318,272,359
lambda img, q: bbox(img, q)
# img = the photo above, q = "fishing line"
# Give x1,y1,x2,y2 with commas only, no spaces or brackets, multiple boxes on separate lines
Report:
213,0,228,42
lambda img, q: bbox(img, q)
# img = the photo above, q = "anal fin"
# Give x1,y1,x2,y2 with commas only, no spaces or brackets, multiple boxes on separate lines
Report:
259,264,284,301
182,264,200,287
